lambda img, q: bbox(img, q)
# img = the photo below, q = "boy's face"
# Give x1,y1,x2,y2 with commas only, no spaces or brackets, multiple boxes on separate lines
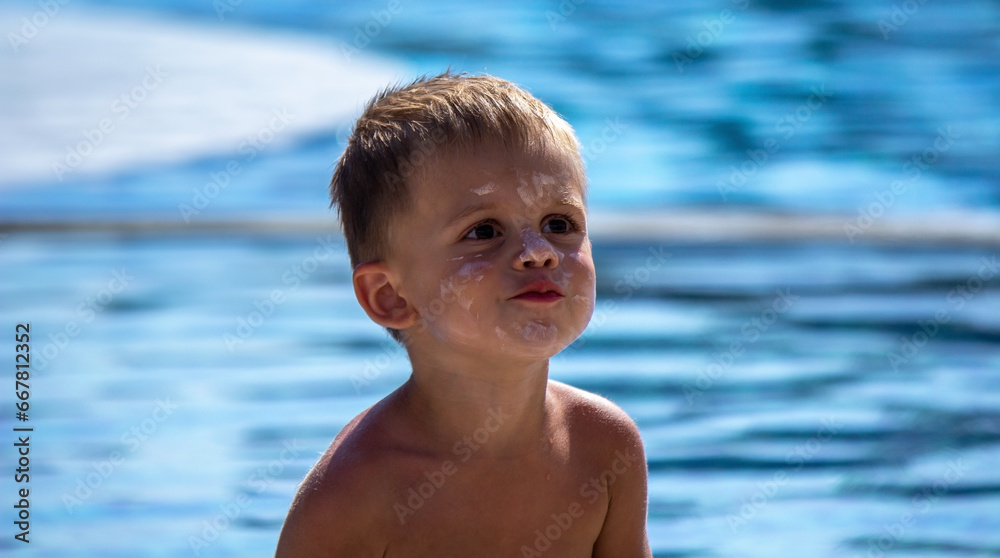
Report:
389,142,596,361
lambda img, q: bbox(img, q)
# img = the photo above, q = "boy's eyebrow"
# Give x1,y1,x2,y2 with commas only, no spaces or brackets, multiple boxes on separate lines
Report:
555,193,586,210
445,201,498,230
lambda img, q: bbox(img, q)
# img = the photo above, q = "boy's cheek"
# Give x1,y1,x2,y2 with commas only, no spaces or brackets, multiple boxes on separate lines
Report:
567,249,597,286
414,276,491,338
573,283,596,314
571,236,594,263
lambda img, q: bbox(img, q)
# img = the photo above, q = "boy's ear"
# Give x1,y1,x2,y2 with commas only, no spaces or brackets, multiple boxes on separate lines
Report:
352,262,418,331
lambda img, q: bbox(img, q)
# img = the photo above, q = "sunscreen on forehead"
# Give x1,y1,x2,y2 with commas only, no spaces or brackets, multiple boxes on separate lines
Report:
473,182,497,196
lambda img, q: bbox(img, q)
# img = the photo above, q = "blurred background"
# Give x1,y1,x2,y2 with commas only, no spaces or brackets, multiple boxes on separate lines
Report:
1,0,999,556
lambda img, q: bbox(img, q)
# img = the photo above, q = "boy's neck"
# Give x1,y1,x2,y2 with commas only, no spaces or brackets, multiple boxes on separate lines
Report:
398,349,552,460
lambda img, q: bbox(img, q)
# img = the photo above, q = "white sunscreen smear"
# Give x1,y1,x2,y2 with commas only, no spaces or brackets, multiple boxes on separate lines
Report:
514,320,557,342
445,261,492,310
473,182,496,196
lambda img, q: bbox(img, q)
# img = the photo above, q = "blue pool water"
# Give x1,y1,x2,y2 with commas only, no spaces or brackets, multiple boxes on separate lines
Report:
1,1,999,556
1,234,999,557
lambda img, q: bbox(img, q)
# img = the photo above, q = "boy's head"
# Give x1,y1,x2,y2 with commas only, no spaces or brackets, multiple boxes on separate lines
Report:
331,72,595,354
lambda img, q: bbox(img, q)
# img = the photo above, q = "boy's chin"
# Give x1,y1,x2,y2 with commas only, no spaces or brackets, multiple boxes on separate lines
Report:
470,340,568,363
489,323,581,360
416,318,584,359
439,331,572,360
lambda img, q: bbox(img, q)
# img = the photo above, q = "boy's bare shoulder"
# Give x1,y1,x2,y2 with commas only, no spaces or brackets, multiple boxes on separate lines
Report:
548,380,646,462
275,397,399,556
549,380,643,439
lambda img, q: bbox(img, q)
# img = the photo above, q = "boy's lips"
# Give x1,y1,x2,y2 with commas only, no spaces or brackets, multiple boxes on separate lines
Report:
510,280,565,302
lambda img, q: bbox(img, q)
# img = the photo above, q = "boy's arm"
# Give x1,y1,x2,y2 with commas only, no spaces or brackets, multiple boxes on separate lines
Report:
590,410,653,558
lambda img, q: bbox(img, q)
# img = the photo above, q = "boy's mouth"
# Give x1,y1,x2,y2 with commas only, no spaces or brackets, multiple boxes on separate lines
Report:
511,280,565,303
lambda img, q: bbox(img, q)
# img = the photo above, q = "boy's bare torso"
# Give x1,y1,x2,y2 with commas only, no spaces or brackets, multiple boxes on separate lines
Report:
277,380,646,557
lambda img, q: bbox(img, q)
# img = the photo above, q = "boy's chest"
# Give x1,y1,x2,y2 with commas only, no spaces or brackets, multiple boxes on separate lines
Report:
379,452,609,557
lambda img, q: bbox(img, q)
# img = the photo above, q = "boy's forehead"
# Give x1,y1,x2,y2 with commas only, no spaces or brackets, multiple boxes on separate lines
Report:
417,144,585,207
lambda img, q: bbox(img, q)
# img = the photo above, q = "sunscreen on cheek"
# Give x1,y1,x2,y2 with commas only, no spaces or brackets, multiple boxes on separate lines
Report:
455,261,491,281
447,261,491,311
421,261,495,347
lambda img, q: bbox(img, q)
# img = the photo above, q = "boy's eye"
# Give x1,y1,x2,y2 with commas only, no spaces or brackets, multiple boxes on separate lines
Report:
464,222,501,240
542,216,574,234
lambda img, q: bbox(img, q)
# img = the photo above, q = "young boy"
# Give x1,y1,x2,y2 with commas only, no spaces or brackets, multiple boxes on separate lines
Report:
275,73,651,557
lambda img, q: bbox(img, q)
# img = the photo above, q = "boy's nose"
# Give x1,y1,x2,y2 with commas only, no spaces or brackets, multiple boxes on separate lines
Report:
515,229,560,269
